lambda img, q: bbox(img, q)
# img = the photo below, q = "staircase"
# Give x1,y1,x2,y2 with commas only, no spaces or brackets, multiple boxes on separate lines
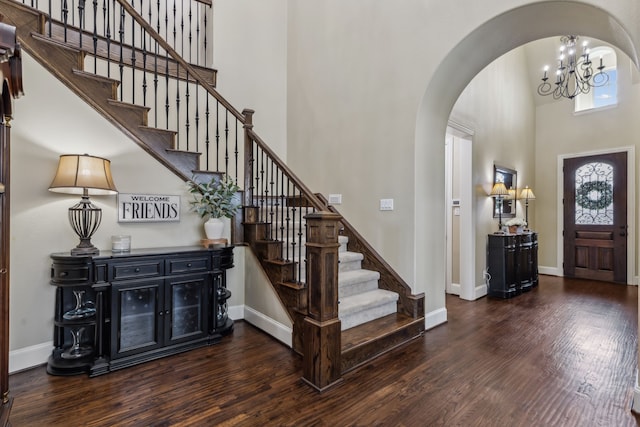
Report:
1,0,425,382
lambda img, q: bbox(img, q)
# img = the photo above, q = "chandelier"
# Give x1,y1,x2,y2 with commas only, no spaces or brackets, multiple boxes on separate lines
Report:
537,35,609,100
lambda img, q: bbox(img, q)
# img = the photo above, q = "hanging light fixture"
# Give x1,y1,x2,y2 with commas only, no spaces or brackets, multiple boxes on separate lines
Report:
537,35,609,100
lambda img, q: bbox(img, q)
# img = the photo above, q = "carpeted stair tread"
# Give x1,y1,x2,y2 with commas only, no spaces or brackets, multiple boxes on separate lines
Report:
339,289,399,330
338,269,380,298
339,251,364,271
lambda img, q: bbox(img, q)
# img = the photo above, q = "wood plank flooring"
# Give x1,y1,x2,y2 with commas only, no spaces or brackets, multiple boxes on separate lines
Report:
8,275,640,426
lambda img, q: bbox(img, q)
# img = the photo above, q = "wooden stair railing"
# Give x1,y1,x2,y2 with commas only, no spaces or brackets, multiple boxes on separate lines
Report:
1,0,425,390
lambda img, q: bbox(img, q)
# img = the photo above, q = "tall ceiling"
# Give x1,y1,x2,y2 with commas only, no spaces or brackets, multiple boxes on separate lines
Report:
521,35,639,107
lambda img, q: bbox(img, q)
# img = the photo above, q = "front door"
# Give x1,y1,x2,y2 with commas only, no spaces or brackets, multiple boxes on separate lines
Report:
563,152,627,283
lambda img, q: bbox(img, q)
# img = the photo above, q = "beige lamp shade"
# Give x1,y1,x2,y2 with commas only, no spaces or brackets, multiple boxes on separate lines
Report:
519,186,536,200
49,154,118,195
490,182,509,197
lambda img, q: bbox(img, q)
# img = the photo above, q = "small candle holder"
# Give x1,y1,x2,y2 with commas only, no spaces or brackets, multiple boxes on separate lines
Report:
111,235,131,252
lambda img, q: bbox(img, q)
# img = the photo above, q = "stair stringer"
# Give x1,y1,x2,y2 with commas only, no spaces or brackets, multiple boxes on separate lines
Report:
0,0,199,182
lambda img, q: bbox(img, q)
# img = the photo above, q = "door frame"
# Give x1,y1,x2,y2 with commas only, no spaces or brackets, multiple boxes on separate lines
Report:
445,121,478,300
556,146,636,284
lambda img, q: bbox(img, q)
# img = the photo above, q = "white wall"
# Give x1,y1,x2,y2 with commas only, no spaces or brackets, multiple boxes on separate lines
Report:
451,47,536,289
213,0,288,158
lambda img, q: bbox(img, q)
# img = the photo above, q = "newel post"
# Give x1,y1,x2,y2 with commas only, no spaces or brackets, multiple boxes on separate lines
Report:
302,211,343,391
242,109,254,207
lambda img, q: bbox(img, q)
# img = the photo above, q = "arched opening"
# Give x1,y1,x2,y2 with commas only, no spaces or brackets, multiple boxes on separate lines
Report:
414,1,639,326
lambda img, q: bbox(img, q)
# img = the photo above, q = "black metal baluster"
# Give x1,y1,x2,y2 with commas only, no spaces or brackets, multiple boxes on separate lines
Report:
267,158,273,242
176,64,181,148
118,5,125,101
130,2,136,105
188,0,193,63
92,0,98,73
180,0,184,59
185,72,190,150
62,0,69,42
78,0,85,48
48,0,52,37
234,120,239,184
298,191,305,283
194,83,200,154
224,110,229,176
142,29,147,107
204,95,210,170
203,5,207,67
172,0,176,54
195,4,200,65
164,51,170,129
259,150,265,223
284,173,290,262
104,0,111,77
215,101,220,171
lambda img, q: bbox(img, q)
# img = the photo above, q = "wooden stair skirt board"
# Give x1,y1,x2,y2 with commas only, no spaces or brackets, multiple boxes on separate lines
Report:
341,312,424,373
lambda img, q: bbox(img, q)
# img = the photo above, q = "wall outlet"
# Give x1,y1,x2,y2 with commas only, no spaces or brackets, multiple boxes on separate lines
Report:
380,198,394,211
328,194,342,205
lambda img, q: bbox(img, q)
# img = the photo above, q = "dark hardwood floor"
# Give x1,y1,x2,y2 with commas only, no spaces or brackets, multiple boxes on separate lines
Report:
8,276,640,426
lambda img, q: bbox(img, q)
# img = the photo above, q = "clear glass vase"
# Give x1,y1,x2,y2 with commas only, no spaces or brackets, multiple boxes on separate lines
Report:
63,290,96,320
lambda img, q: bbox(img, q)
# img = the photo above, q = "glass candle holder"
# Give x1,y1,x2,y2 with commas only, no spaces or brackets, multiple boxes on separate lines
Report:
111,235,131,252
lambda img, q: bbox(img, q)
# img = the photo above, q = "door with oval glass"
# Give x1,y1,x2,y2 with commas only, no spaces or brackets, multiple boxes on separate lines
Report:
563,152,627,283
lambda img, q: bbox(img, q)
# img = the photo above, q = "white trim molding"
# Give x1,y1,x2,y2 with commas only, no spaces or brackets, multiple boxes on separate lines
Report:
9,341,52,374
539,266,562,276
243,306,292,348
425,307,447,330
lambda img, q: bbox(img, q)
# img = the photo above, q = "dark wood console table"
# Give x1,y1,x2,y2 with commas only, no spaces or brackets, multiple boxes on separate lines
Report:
47,246,234,376
486,233,538,298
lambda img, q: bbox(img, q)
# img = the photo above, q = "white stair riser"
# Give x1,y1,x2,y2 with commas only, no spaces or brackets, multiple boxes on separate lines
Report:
339,278,379,298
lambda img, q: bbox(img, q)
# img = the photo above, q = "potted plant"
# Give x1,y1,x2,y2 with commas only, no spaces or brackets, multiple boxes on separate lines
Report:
186,175,240,240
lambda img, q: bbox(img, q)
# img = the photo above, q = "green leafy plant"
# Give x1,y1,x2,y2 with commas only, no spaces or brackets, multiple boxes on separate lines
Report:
187,175,240,219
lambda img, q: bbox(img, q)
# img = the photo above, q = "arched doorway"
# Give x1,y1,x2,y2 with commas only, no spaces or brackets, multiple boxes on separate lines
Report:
414,0,640,407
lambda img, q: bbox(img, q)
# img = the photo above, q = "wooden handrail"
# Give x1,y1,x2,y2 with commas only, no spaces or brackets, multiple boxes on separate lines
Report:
113,0,244,123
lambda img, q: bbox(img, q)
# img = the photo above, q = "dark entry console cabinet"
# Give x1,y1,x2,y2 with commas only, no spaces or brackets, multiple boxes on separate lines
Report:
486,233,538,298
47,246,234,376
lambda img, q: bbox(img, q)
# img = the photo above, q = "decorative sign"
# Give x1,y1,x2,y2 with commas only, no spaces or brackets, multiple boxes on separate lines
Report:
118,194,180,223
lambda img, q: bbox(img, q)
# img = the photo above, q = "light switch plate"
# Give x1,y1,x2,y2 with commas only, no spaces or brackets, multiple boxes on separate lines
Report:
380,198,394,211
328,194,342,205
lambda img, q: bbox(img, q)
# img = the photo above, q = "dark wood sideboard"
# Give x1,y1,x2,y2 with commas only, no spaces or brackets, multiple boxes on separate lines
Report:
486,233,538,298
47,245,234,376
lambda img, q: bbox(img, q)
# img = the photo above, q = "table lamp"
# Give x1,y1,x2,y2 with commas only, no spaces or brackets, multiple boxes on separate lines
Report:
49,154,118,255
490,182,509,234
519,186,536,230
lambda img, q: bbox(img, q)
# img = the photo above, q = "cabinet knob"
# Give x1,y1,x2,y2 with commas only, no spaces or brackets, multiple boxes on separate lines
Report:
187,263,192,268
158,311,163,316
59,272,68,277
134,268,140,273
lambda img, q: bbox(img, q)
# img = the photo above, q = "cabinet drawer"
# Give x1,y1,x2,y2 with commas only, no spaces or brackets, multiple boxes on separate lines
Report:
110,259,163,281
50,261,92,285
166,257,209,275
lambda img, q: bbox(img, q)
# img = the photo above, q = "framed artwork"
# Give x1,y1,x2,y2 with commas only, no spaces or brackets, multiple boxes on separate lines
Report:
494,165,517,219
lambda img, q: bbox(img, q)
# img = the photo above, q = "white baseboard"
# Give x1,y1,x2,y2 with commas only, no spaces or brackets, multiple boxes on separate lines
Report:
539,266,562,276
243,306,292,348
475,283,487,299
424,307,447,330
448,283,461,295
228,304,244,321
9,341,51,374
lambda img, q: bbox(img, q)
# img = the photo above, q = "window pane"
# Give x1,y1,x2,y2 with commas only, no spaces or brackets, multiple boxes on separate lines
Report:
593,69,617,108
575,162,614,225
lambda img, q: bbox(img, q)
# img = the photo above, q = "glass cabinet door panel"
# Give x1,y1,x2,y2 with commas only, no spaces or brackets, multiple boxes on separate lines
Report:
112,280,162,358
167,276,208,343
